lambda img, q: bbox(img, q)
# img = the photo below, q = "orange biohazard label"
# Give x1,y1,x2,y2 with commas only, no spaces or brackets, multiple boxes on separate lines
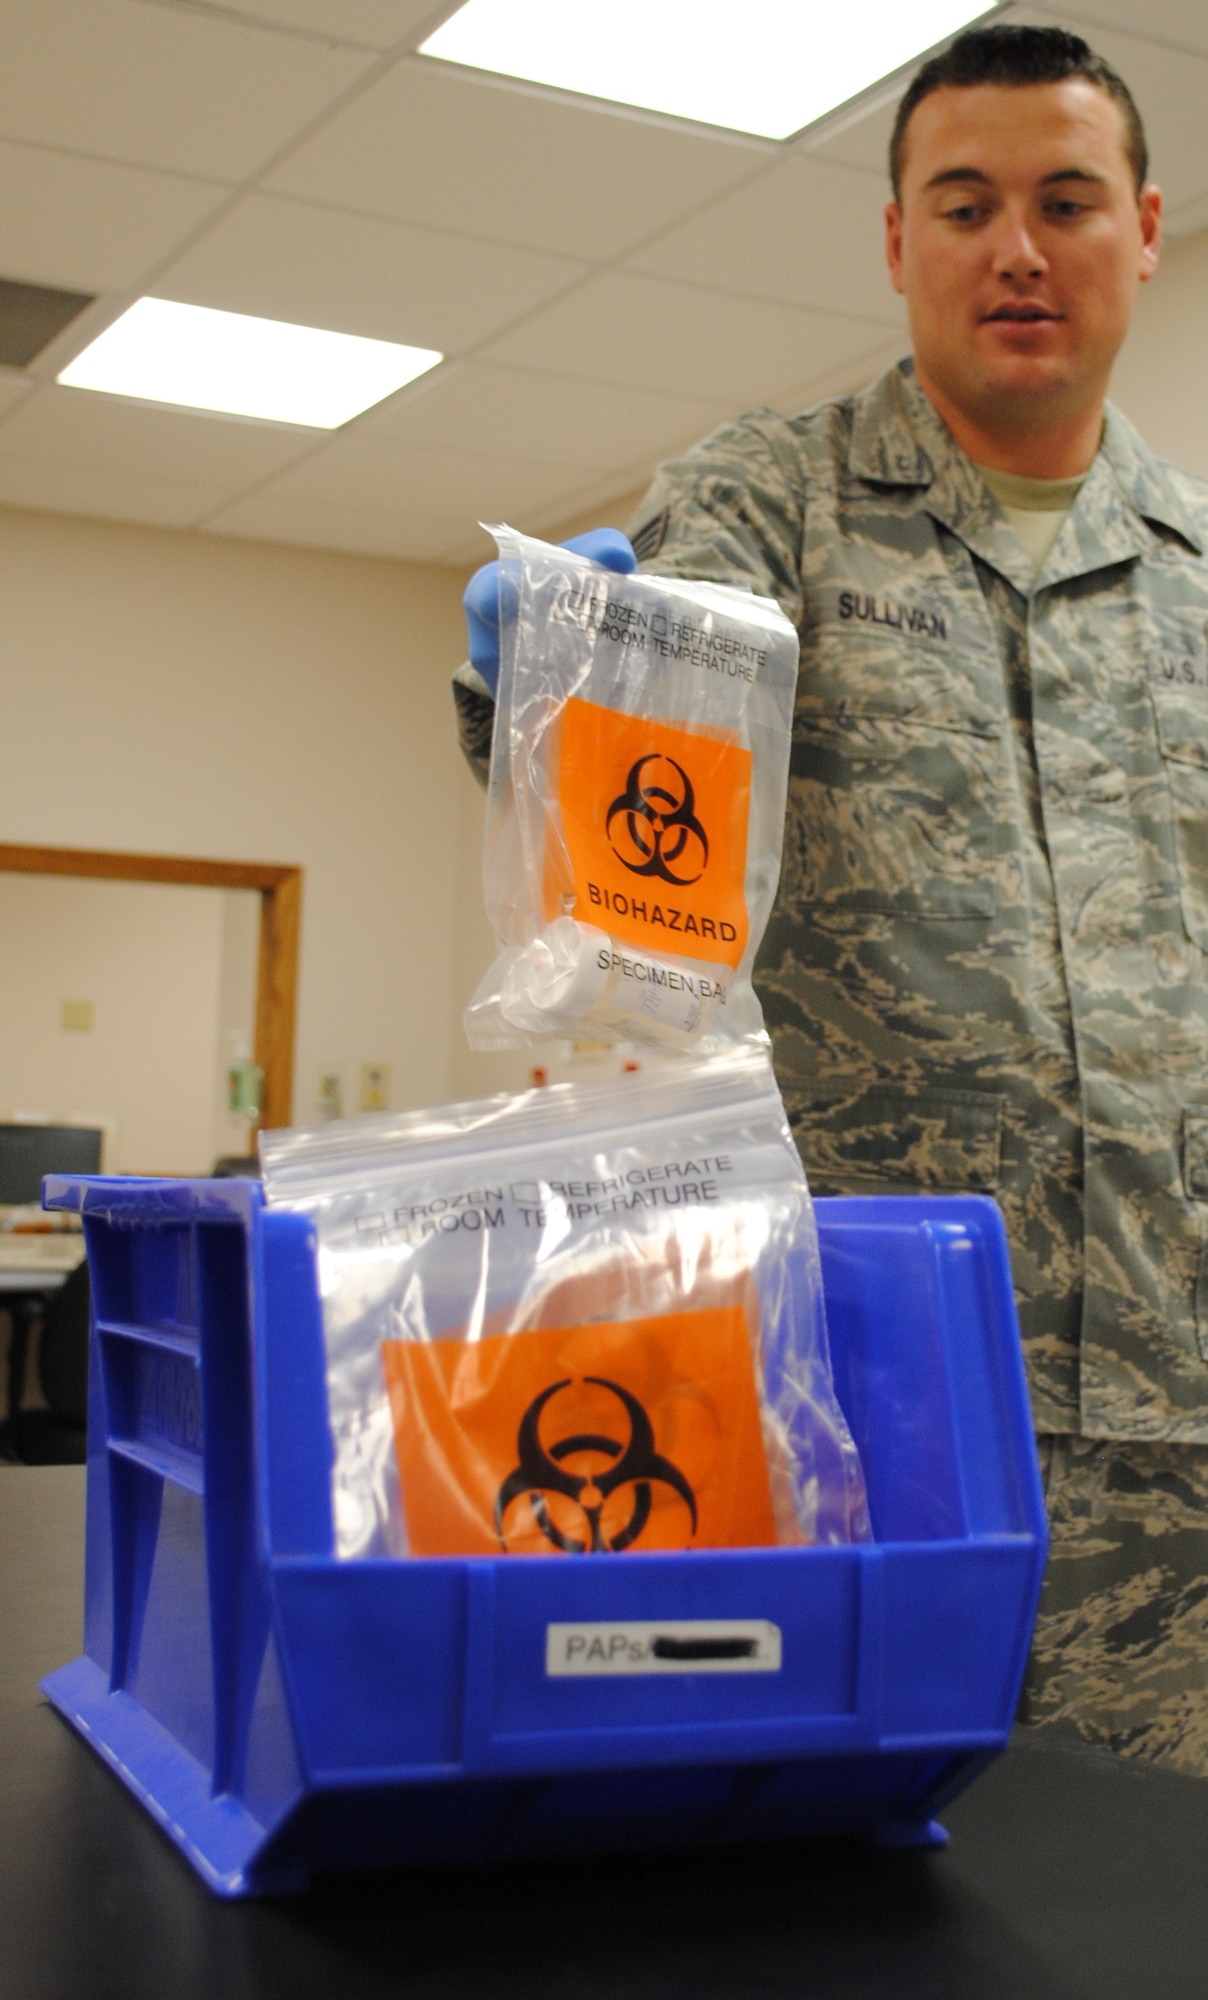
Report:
544,697,752,970
382,1307,777,1558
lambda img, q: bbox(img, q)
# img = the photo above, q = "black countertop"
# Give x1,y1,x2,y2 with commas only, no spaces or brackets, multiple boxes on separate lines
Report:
3,1466,1205,2000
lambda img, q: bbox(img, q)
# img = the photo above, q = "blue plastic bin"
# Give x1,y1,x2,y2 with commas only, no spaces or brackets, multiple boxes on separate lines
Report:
40,1177,1046,1896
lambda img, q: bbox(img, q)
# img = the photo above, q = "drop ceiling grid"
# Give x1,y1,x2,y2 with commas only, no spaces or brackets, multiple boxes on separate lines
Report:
1023,5,1208,220
0,1,1200,560
139,1,466,56
151,36,852,552
1041,0,1208,60
259,53,781,260
0,0,887,557
0,0,782,554
0,0,378,181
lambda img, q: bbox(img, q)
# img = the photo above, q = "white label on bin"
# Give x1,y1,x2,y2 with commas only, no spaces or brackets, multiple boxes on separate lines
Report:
545,1619,782,1676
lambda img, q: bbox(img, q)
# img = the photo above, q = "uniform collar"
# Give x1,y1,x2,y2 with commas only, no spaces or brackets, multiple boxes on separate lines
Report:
1097,402,1203,556
847,357,1203,593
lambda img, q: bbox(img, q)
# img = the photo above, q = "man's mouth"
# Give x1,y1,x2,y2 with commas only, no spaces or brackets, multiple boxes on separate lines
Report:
983,304,1061,323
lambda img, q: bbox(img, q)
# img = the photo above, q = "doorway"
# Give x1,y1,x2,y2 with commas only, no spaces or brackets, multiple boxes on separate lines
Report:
0,841,301,1136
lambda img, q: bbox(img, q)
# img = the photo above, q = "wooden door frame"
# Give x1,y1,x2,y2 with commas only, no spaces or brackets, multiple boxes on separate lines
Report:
0,842,301,1132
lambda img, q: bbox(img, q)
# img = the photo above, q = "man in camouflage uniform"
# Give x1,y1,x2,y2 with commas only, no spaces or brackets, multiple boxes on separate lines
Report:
454,26,1208,1774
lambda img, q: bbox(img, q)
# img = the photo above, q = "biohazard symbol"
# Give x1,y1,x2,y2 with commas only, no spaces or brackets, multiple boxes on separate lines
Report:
604,754,709,887
494,1376,698,1553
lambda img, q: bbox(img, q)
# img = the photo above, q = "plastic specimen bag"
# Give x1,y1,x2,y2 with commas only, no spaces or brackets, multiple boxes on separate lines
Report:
466,527,799,1053
260,1049,870,1561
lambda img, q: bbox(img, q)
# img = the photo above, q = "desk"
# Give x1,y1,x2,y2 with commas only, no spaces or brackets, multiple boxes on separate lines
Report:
0,1248,83,1452
0,1236,86,1288
0,1266,72,1295
2,1467,1205,2000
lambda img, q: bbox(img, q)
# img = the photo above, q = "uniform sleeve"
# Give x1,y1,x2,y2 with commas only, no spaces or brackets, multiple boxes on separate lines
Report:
452,658,494,789
626,410,809,629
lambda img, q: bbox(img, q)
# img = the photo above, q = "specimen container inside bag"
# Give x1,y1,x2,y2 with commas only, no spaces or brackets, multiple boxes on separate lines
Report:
260,1049,869,1560
465,527,799,1053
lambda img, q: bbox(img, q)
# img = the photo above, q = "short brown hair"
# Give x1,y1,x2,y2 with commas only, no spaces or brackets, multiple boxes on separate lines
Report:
889,23,1148,202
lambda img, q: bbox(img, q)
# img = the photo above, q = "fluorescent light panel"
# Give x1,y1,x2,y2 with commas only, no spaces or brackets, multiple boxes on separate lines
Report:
58,298,442,428
421,0,991,142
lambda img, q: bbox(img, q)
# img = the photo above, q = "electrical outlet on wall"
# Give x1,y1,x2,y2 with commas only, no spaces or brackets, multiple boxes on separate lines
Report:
317,1065,343,1121
359,1062,390,1113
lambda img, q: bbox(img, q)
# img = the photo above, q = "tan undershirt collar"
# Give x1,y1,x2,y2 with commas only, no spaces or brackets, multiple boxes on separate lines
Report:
976,463,1087,573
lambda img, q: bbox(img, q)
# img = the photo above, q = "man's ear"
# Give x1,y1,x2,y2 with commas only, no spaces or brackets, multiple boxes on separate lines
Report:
1138,183,1162,282
885,201,906,295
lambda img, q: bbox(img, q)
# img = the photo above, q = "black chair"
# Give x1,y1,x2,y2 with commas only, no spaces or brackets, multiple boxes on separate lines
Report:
10,1261,91,1465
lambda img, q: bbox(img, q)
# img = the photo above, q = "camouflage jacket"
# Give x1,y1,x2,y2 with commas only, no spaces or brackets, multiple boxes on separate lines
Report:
454,359,1208,1444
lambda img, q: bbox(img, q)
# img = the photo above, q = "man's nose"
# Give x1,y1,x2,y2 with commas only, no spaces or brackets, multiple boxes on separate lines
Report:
992,211,1048,280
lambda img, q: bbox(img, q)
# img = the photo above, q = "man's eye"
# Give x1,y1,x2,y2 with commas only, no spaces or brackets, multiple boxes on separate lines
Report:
1047,199,1088,218
944,203,984,224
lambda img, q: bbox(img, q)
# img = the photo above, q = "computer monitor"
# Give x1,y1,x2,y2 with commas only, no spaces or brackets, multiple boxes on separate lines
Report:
0,1125,103,1205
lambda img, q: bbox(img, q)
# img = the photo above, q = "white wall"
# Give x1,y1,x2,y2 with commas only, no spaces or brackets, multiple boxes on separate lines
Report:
0,873,263,1173
0,506,483,1129
1112,225,1208,480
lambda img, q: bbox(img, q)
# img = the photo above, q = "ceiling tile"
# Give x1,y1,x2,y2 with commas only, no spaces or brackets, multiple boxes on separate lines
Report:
1044,19,1208,215
0,140,228,295
360,360,731,472
156,194,587,351
203,490,472,563
433,526,506,566
766,332,911,420
266,58,769,261
0,385,321,486
181,1,442,48
412,469,663,567
625,155,905,327
479,270,898,404
0,0,371,181
0,368,33,419
523,481,656,553
253,430,588,525
424,468,661,565
808,17,1208,212
1049,3,1208,59
0,454,227,528
537,475,657,542
805,92,899,179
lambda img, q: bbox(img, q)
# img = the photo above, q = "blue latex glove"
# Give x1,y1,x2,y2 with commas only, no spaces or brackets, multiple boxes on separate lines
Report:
463,528,637,699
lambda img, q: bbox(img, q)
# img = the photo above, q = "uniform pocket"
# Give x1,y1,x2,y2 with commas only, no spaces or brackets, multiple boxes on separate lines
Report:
1150,685,1208,950
779,1077,1004,1195
784,696,999,919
